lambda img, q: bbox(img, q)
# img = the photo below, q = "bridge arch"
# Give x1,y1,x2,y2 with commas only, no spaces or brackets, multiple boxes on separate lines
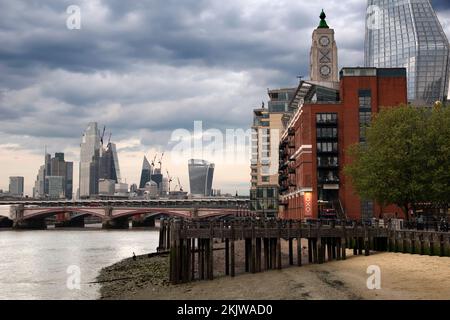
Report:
23,208,107,221
111,208,191,220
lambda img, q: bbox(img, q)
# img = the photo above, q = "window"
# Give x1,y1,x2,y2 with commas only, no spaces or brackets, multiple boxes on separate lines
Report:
262,177,269,183
317,142,338,153
316,113,337,124
317,127,338,139
361,200,374,220
317,156,338,167
359,90,372,143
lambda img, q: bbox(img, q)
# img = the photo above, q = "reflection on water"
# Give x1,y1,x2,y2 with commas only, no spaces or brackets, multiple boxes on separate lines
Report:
0,227,159,300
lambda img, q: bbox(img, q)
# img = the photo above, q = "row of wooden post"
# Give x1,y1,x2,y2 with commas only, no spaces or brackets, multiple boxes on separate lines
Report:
166,220,450,284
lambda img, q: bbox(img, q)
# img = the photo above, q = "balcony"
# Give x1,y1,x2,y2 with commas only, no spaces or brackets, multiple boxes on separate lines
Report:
318,177,340,184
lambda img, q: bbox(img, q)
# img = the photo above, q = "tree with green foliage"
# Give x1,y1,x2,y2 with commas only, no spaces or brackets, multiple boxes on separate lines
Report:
345,104,450,220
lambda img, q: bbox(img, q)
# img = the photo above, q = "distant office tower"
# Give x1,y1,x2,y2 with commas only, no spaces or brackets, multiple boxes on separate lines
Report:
188,159,214,197
79,122,101,198
365,0,450,104
99,142,121,183
34,152,73,199
9,176,24,196
150,171,163,195
45,176,65,199
33,165,46,198
139,156,153,188
99,179,115,195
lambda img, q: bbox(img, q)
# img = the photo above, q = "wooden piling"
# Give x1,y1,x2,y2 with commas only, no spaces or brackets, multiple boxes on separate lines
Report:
225,238,230,276
256,238,262,272
263,238,269,270
289,238,294,265
297,237,302,266
308,238,313,263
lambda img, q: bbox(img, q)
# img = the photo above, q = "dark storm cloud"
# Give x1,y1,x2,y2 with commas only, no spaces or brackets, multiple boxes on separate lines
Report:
0,0,449,154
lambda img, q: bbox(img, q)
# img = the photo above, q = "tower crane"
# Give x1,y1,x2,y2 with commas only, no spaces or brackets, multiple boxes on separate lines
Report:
151,153,158,167
100,125,106,146
177,177,183,192
166,170,173,193
158,152,165,170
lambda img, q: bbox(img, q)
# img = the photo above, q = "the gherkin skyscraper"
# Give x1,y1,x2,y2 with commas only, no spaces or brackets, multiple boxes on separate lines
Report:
365,0,450,105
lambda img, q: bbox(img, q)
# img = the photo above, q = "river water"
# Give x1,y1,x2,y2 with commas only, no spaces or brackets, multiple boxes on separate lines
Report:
0,226,159,300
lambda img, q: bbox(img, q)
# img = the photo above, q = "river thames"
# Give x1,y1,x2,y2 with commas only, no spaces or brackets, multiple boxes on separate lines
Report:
0,226,159,300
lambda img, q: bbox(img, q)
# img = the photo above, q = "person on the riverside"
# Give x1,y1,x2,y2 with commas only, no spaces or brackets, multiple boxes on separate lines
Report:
132,252,137,261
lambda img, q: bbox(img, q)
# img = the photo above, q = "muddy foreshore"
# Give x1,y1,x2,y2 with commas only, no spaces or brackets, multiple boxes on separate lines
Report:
97,252,170,299
97,240,450,300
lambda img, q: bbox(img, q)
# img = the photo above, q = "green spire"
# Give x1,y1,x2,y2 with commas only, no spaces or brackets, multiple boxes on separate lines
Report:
318,9,329,29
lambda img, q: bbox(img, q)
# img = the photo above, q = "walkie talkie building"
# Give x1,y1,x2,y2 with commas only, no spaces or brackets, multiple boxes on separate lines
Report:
188,159,214,197
365,0,450,105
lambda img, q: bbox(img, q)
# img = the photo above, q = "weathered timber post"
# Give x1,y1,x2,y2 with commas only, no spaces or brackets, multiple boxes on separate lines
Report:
393,230,398,253
199,239,205,280
400,232,406,253
271,238,277,269
313,238,319,263
256,237,262,272
245,238,250,272
440,234,445,257
317,237,323,264
225,238,230,276
364,227,370,256
208,224,214,280
277,221,282,270
297,237,302,267
429,234,435,256
419,233,425,255
341,226,347,260
288,238,294,265
353,236,358,256
410,232,416,254
358,236,364,255
308,239,313,263
191,238,196,280
264,238,269,270
251,221,256,273
158,220,165,251
230,223,235,277
336,237,342,260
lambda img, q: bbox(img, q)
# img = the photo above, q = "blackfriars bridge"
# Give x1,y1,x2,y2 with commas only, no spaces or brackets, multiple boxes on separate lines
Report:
0,198,251,229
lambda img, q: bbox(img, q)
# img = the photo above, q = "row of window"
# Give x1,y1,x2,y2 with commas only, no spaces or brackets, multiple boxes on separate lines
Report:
317,142,338,153
316,113,338,124
316,127,338,139
317,156,338,167
318,171,339,183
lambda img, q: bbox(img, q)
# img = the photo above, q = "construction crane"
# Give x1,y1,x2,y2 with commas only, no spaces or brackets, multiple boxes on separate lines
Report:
107,132,112,145
177,177,183,192
158,152,164,170
151,153,158,167
100,125,106,146
166,170,173,193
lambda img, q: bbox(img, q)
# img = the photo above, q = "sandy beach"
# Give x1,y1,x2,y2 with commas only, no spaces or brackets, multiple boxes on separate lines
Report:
98,240,450,300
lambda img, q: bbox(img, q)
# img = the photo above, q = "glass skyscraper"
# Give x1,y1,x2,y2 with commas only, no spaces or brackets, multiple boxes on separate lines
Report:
79,122,101,198
188,159,214,197
365,0,450,104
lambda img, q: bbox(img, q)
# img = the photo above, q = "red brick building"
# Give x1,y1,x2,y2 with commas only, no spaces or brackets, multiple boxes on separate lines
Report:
278,67,408,221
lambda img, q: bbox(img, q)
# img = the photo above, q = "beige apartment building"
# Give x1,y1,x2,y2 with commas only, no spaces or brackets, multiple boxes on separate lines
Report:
250,88,296,217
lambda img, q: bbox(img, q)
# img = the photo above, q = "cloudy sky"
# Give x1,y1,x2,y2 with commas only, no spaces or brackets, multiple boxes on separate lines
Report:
1,0,450,196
